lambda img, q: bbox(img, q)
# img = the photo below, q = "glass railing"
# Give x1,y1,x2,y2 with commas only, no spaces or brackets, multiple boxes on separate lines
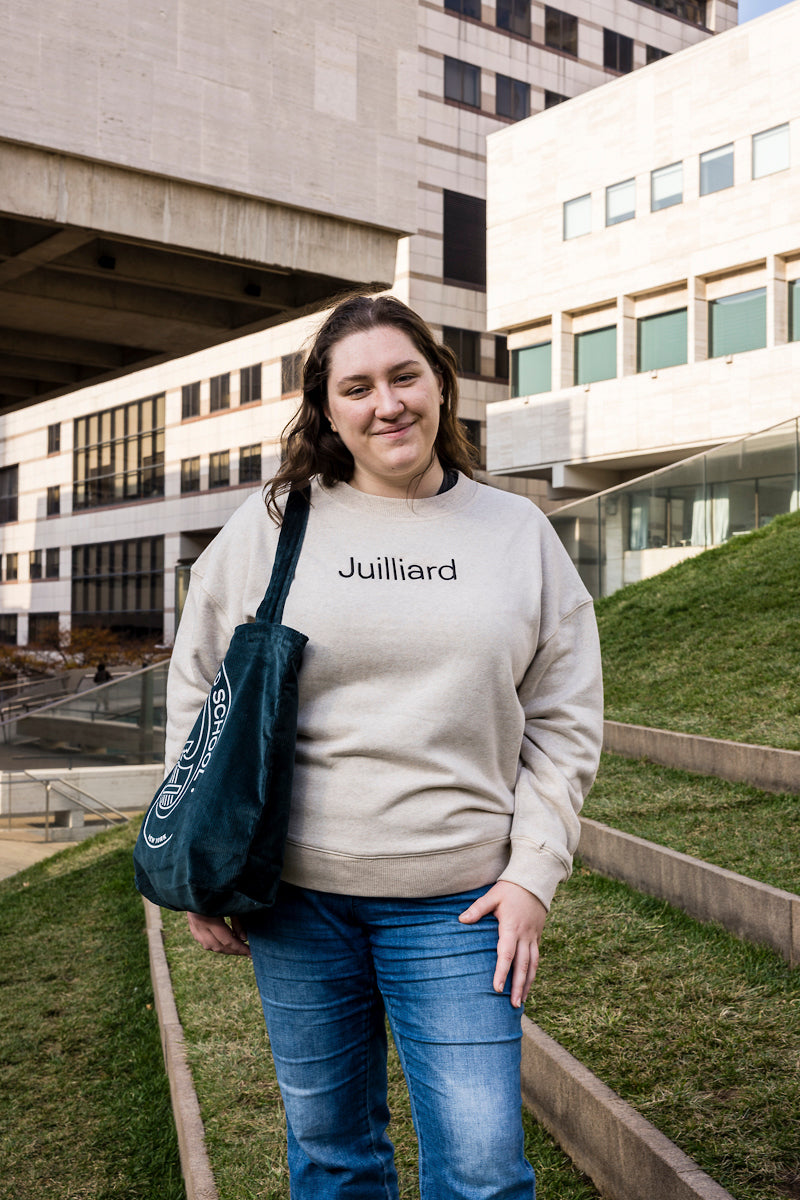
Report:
0,661,168,768
550,416,800,598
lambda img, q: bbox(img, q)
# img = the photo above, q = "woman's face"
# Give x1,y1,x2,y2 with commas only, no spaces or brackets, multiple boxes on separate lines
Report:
324,325,443,497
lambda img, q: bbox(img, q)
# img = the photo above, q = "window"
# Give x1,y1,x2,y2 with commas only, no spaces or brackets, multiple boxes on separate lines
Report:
606,179,635,226
637,309,688,372
444,57,480,108
495,336,510,381
752,124,790,179
544,90,568,109
511,342,552,397
0,614,17,645
73,395,164,510
497,0,531,38
5,553,17,581
281,352,304,395
636,0,705,25
604,29,633,74
180,457,200,494
209,373,230,412
461,419,483,466
47,423,61,455
444,0,481,17
0,466,19,524
181,381,201,419
443,191,486,288
71,537,164,635
45,548,59,579
46,485,60,516
651,162,682,211
575,327,616,385
563,194,591,240
709,289,766,358
496,75,530,121
28,613,59,646
240,363,262,406
545,7,577,56
790,280,800,342
239,444,262,485
29,550,43,581
646,45,669,64
700,144,733,196
442,328,480,375
209,450,230,489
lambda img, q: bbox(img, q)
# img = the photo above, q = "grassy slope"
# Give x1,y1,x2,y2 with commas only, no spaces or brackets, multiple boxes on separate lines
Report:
595,509,800,749
0,825,184,1200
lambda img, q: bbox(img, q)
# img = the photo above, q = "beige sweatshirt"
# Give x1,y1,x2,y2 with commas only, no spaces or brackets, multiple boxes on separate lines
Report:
165,474,603,910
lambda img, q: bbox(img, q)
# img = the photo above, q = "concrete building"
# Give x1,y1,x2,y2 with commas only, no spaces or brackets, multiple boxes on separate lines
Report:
0,0,733,645
486,0,800,509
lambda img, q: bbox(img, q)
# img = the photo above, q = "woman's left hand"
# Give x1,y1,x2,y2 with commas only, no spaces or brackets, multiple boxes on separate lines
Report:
458,881,547,1009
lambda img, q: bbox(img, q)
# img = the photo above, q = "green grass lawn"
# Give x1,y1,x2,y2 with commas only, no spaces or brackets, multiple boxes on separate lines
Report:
535,869,800,1200
0,824,184,1200
596,509,800,749
586,753,799,894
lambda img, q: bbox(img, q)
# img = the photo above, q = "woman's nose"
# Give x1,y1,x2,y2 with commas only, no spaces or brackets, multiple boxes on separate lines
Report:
374,384,404,418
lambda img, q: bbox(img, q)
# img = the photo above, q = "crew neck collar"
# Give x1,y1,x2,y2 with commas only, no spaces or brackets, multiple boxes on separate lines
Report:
316,472,478,519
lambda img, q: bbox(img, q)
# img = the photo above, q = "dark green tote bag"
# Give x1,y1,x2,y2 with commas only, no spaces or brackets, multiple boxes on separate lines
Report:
133,488,310,916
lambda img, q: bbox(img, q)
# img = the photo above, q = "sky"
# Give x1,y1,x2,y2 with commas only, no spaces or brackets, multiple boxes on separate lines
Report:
738,0,794,21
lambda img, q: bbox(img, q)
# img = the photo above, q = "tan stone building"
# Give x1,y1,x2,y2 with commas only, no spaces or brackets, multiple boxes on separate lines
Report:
0,0,732,644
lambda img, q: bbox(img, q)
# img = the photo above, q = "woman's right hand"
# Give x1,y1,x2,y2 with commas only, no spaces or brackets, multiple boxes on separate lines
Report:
186,911,251,956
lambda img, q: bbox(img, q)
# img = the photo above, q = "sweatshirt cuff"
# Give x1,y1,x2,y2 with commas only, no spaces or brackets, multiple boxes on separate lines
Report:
497,840,572,912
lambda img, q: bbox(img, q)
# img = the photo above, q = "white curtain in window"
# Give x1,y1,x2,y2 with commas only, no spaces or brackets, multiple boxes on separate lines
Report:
691,498,708,546
629,497,648,550
564,195,591,239
711,487,730,543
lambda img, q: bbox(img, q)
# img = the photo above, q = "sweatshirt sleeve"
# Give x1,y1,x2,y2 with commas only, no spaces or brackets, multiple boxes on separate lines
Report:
164,570,236,770
497,595,603,910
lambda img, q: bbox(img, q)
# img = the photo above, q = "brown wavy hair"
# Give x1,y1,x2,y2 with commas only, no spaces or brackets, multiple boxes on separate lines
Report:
265,293,478,521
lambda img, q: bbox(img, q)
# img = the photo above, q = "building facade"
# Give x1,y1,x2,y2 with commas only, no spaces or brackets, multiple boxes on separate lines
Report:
486,0,799,510
0,0,733,645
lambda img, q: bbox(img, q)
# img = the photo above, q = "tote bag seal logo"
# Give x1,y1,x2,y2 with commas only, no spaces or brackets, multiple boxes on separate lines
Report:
133,487,310,916
140,660,232,849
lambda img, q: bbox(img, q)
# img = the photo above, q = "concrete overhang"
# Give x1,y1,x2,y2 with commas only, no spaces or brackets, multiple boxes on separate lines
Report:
0,140,404,415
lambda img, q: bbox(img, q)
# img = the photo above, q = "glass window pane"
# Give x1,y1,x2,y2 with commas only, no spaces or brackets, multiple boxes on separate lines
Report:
651,162,682,211
700,143,733,195
709,289,767,357
790,280,800,343
564,194,591,240
575,326,616,385
606,179,635,226
637,309,688,372
511,342,552,397
752,124,789,179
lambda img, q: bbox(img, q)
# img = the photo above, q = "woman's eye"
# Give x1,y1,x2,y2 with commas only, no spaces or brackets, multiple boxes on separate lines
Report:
394,373,415,385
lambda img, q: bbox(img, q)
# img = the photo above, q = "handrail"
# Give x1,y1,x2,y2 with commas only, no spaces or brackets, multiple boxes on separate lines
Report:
14,769,131,842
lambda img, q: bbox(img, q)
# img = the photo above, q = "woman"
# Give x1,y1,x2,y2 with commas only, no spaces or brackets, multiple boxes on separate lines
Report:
167,294,603,1199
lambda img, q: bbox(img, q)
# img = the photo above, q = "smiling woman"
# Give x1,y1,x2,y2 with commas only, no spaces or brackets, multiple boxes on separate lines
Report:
165,293,604,1200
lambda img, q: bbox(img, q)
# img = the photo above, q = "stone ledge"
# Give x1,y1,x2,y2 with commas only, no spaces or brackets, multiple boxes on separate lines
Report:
604,721,800,794
579,818,800,967
521,1018,735,1200
143,899,219,1200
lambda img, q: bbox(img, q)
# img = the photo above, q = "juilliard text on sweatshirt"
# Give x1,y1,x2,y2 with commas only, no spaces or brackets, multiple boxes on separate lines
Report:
338,556,457,581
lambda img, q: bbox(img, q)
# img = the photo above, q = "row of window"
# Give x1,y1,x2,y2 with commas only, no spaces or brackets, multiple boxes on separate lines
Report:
564,123,791,239
511,279,800,395
1,549,59,582
180,444,263,494
443,0,703,43
181,354,303,420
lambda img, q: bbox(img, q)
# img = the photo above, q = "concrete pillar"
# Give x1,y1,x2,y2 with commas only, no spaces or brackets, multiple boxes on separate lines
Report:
767,254,787,348
618,295,636,377
687,277,708,363
551,312,574,390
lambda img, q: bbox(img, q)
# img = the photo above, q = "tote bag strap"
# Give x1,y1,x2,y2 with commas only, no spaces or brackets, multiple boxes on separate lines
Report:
256,486,311,625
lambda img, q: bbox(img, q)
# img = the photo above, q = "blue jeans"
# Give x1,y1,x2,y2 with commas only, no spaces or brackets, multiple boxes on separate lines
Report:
245,884,535,1200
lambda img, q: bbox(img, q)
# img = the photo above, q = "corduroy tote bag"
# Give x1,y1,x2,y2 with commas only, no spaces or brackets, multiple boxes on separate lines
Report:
133,488,310,915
